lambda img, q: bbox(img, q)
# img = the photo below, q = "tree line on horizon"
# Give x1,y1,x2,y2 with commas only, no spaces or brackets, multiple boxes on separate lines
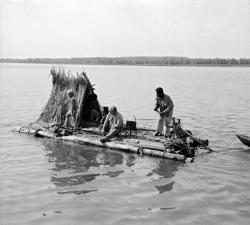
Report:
0,56,250,66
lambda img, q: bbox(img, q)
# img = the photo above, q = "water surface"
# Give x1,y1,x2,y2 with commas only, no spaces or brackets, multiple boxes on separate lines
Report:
0,63,250,225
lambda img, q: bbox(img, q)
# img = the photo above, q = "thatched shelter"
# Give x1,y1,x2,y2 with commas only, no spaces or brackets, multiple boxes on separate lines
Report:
38,67,101,127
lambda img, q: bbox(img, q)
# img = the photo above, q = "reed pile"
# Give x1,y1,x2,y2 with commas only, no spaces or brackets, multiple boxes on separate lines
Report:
38,67,87,125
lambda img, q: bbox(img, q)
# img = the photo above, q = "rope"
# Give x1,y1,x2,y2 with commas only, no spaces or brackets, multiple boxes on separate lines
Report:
224,137,237,147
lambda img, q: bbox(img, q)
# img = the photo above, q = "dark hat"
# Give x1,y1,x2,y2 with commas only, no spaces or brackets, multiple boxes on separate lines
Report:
156,87,164,98
156,87,164,94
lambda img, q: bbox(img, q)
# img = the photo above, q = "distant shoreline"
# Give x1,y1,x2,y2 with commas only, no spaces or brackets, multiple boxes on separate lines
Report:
1,62,250,68
1,56,250,67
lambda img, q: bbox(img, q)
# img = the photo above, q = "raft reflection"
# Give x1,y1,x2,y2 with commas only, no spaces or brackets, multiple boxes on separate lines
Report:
42,139,180,195
153,159,179,193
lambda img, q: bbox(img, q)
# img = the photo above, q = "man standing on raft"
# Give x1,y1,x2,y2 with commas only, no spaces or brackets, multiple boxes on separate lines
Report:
100,106,123,142
65,89,78,130
154,87,174,137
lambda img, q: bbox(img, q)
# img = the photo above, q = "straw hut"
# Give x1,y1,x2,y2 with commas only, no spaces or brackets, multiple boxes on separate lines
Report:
38,67,101,127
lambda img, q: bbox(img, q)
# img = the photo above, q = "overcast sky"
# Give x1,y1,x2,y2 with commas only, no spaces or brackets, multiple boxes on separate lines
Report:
0,0,250,58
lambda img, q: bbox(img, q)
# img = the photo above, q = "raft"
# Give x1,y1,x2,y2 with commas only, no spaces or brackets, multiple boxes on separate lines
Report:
13,124,210,163
13,67,211,163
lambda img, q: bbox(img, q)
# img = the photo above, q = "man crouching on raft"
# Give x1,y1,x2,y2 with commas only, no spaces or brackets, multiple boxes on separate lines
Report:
100,106,123,142
154,87,174,137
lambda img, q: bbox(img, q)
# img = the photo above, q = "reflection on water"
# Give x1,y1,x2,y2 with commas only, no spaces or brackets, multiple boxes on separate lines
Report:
42,139,178,195
58,189,98,195
155,181,175,194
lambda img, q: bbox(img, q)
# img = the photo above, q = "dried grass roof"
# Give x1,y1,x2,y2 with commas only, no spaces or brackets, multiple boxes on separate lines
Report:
50,66,86,89
38,66,93,125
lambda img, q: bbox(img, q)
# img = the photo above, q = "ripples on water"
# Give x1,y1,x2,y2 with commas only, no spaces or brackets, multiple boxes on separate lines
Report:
0,64,250,225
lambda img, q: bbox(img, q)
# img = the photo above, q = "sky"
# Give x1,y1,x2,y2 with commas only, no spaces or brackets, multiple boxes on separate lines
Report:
0,0,250,58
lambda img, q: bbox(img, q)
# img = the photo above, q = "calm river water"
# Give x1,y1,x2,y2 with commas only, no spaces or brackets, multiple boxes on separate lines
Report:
0,63,250,225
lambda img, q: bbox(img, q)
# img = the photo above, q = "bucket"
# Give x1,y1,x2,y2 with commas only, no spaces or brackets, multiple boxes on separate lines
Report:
126,121,137,130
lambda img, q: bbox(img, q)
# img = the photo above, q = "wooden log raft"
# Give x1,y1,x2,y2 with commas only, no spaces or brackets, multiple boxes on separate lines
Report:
13,126,193,163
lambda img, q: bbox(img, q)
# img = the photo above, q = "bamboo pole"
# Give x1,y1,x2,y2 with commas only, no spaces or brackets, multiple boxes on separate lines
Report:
140,148,186,162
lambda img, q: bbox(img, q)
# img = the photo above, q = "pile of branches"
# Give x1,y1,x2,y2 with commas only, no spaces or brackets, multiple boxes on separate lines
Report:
164,138,195,157
163,118,209,157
